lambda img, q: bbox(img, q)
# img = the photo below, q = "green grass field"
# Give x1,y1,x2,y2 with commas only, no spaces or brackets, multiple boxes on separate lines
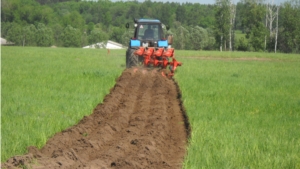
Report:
1,47,124,162
175,53,300,168
1,47,300,168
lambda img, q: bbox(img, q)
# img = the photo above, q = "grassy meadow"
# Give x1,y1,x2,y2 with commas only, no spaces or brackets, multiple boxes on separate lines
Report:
175,52,300,168
1,47,124,162
1,47,300,168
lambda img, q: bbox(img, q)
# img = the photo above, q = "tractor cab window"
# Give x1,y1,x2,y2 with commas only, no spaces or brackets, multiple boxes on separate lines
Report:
137,24,161,40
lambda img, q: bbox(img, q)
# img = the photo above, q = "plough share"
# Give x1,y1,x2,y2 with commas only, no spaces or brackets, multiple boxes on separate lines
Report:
134,47,182,78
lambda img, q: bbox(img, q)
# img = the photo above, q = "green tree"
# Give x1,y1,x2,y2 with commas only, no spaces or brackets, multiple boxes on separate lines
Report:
88,28,108,45
138,2,148,18
81,32,88,47
121,29,134,46
6,22,23,46
236,37,248,51
175,5,186,25
188,26,209,50
126,4,140,19
62,25,81,47
1,22,13,38
52,23,64,46
172,21,189,50
36,6,54,25
19,5,35,24
6,22,23,45
22,24,37,46
109,26,125,43
214,0,231,51
4,22,36,46
1,0,52,25
87,22,95,34
235,2,245,30
279,1,300,53
36,23,53,47
62,11,85,31
205,28,216,50
110,5,127,27
241,0,267,51
0,0,227,50
1,0,21,23
103,11,112,27
160,3,174,28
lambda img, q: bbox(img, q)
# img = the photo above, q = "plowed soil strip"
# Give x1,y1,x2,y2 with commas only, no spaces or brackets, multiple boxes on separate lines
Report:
3,67,190,169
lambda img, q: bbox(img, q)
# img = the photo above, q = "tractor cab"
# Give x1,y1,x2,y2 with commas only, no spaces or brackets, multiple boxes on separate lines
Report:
125,19,181,77
134,20,163,47
126,19,172,48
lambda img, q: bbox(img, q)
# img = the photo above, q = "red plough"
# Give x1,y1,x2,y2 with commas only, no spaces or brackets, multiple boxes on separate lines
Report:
134,47,182,78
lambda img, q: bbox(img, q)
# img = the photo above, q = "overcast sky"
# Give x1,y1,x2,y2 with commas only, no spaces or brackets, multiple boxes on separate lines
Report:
110,0,288,5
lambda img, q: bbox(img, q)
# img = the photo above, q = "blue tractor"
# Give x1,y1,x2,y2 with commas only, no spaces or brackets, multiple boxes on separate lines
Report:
125,19,181,77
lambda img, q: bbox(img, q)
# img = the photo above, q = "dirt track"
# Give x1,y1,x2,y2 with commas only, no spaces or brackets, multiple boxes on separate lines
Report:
3,67,190,169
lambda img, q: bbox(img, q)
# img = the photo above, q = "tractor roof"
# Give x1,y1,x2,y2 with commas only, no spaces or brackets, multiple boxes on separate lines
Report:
135,19,161,23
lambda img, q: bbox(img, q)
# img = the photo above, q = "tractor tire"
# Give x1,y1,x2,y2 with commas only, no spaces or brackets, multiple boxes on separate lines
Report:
126,48,140,68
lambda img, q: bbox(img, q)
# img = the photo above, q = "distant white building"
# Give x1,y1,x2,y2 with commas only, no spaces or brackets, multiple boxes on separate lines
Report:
1,37,14,45
83,40,124,49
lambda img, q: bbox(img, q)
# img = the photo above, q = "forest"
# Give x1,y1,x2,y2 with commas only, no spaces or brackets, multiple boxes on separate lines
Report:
1,0,300,53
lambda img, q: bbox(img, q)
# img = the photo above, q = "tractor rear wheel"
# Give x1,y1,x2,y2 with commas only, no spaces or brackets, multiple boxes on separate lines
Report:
126,48,140,68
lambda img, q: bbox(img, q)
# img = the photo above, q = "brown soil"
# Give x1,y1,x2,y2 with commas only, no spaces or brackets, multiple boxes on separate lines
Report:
2,67,190,169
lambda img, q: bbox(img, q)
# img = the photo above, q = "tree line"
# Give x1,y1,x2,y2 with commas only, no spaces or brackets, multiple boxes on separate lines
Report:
1,0,299,53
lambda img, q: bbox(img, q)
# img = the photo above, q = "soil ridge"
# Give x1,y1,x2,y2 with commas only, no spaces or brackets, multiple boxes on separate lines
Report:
2,67,190,169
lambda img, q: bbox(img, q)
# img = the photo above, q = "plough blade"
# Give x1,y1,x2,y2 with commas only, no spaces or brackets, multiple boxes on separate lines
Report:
135,47,182,78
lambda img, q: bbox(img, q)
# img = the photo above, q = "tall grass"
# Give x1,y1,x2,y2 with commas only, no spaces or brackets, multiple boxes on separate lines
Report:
1,47,125,162
175,50,300,60
2,47,300,168
175,51,300,169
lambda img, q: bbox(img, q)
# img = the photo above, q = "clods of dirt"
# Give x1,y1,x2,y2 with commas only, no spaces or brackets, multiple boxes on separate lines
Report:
2,67,190,169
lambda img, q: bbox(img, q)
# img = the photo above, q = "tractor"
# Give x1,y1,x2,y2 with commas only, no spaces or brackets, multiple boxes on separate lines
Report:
125,19,182,77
